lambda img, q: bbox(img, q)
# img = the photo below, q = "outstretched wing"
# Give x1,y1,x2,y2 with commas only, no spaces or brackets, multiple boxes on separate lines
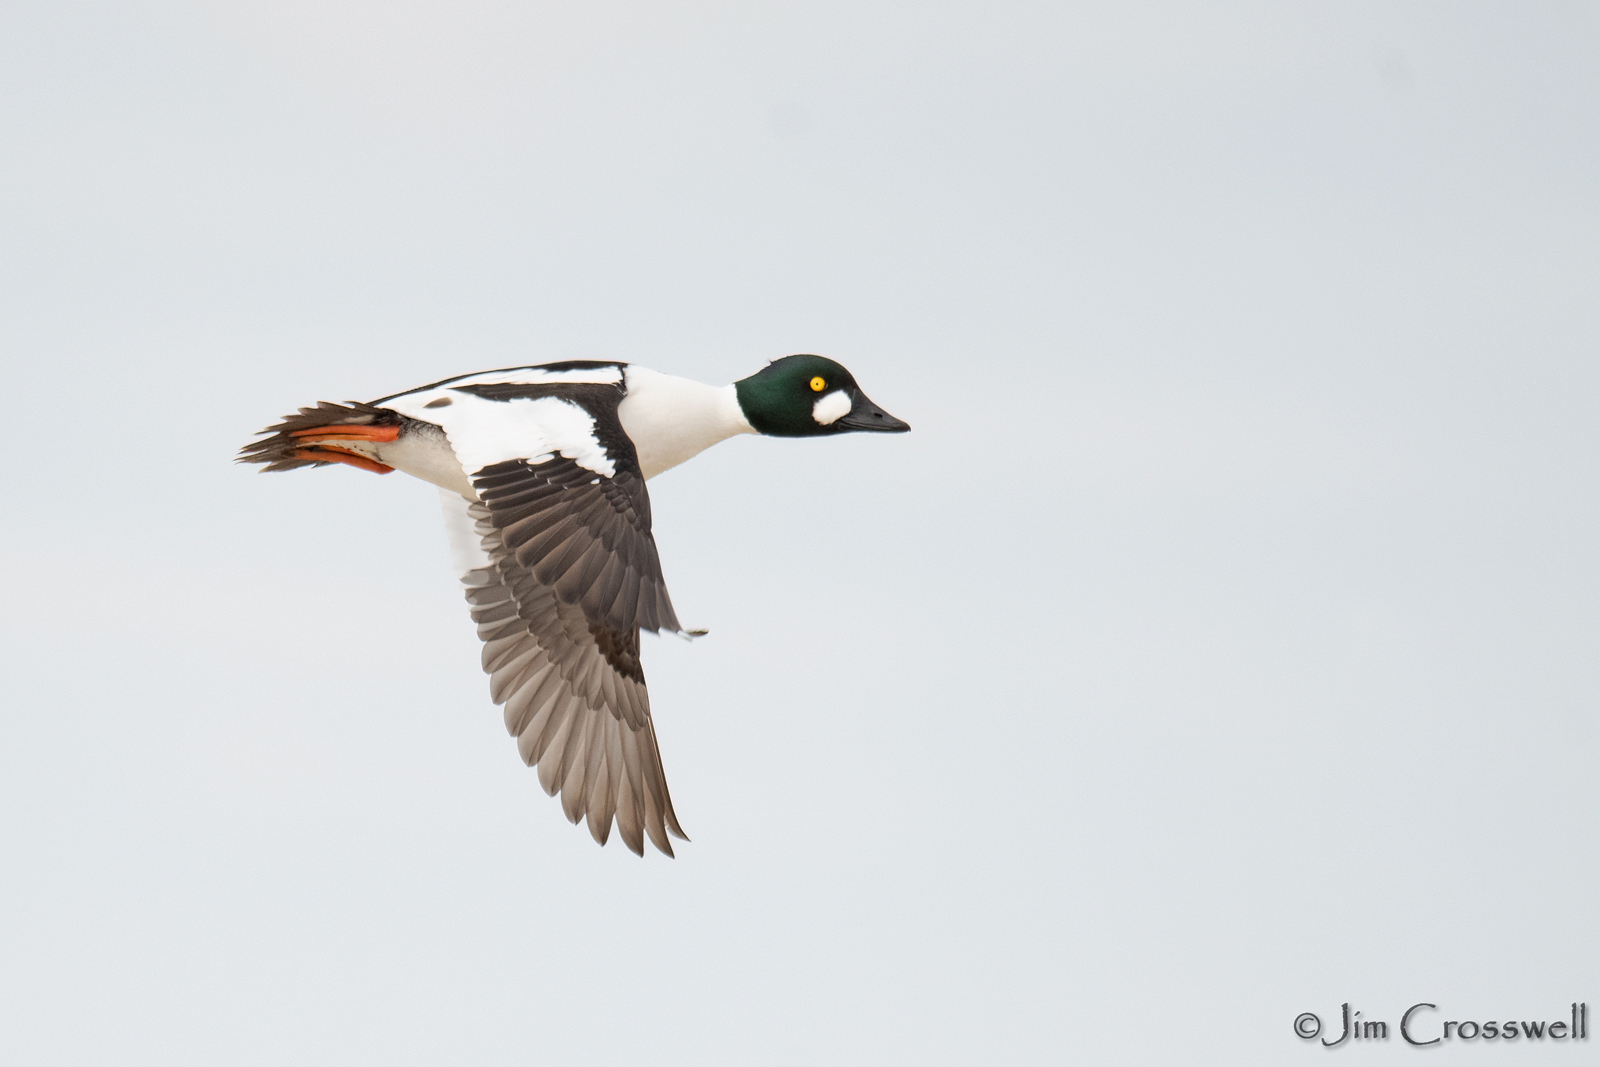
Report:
381,362,683,637
246,362,694,854
442,488,687,856
390,364,689,855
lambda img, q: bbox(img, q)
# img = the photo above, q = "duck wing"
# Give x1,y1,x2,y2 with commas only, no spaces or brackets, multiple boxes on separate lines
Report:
384,365,688,856
379,364,683,637
442,488,687,857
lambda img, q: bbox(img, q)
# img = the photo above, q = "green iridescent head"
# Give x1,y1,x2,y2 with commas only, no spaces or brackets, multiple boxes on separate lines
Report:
734,355,910,438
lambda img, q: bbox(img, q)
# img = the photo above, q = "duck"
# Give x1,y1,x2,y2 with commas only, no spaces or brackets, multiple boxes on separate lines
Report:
240,355,909,856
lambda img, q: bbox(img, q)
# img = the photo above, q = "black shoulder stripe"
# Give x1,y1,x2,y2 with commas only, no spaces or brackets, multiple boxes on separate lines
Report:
526,359,629,375
368,360,629,406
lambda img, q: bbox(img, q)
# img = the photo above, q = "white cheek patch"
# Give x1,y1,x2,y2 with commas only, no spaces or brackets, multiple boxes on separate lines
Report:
812,390,852,425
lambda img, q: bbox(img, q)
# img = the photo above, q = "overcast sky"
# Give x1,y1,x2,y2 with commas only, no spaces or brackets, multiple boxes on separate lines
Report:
2,2,1597,1064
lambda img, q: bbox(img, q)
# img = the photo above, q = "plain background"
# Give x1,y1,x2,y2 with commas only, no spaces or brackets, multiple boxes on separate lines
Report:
1,2,1596,1063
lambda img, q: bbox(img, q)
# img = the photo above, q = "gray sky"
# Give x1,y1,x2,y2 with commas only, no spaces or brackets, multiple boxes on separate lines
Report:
2,1,1596,1063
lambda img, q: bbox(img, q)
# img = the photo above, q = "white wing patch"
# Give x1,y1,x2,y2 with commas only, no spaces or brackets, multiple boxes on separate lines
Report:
383,390,617,479
812,389,851,426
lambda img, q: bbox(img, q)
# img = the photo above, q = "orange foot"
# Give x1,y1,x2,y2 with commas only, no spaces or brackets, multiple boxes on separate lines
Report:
288,423,400,475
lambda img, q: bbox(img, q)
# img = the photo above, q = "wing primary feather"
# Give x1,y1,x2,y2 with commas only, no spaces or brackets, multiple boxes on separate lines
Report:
502,661,559,736
557,540,612,604
585,555,629,622
534,700,579,796
521,686,576,768
559,709,596,825
615,770,645,856
583,721,614,845
620,725,673,857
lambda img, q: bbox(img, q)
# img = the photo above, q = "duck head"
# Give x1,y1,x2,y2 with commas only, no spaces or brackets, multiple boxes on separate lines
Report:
734,355,911,437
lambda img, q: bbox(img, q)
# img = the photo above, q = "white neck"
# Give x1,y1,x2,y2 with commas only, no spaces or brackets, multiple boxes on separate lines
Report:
619,366,756,480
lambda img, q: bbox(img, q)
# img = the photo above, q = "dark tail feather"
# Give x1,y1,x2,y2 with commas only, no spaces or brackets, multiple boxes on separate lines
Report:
237,400,399,472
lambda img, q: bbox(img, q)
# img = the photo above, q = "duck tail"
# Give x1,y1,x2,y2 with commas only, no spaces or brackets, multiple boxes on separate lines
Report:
237,400,400,472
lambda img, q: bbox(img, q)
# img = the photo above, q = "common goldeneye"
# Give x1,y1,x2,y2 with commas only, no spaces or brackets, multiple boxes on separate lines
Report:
240,355,908,856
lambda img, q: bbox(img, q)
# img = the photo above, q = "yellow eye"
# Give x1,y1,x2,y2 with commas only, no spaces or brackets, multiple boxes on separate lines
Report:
810,376,827,392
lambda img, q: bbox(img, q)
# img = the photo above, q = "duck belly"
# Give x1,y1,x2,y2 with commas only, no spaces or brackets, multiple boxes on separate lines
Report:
374,420,478,499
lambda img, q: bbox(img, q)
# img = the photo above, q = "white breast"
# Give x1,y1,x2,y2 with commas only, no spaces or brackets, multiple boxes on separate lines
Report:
620,367,756,479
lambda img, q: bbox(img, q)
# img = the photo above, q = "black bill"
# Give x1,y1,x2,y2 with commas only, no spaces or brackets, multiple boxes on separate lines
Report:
836,391,911,433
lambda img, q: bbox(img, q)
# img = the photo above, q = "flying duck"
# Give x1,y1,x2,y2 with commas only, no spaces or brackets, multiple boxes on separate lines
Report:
240,355,909,856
